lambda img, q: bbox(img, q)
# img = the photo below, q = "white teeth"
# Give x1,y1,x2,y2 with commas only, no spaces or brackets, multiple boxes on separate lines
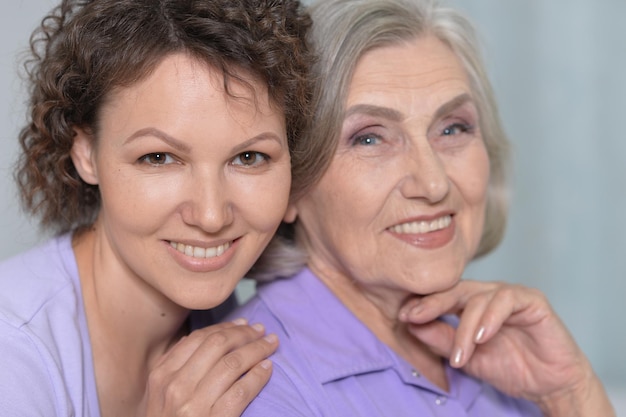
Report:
169,241,231,259
390,215,452,234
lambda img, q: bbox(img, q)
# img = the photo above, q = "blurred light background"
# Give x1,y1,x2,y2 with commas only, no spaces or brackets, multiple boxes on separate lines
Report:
1,0,624,413
448,0,626,412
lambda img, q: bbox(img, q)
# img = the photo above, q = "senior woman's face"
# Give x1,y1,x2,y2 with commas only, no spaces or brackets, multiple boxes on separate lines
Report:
294,36,489,296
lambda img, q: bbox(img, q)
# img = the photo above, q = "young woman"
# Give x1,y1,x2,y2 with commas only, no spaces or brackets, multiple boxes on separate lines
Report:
0,0,313,415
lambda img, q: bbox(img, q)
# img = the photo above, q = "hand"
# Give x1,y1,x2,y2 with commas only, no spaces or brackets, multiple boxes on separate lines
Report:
138,319,278,417
398,280,615,417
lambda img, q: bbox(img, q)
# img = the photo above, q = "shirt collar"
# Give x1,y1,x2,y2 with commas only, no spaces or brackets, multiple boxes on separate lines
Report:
259,267,395,383
257,267,484,408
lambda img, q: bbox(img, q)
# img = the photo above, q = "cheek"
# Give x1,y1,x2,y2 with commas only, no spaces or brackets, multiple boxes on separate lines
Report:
451,144,490,207
98,169,182,229
470,150,490,208
306,169,379,243
237,169,292,231
450,146,490,246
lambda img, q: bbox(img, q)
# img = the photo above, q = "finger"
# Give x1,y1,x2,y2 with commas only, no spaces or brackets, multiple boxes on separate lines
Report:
179,333,278,415
147,321,267,405
146,325,277,414
175,323,272,391
193,331,279,402
154,319,247,371
400,280,498,324
448,291,495,368
406,320,455,359
398,296,423,322
180,358,274,417
472,285,547,345
210,359,274,417
454,285,553,370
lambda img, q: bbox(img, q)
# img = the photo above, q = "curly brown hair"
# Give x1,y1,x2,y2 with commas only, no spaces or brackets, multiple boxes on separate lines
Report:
16,0,313,234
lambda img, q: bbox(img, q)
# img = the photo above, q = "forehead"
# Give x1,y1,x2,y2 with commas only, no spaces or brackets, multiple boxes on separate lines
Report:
105,54,279,122
346,36,471,111
95,54,286,148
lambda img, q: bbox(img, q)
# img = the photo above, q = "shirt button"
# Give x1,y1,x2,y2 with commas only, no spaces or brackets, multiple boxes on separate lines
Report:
435,396,447,406
411,369,421,378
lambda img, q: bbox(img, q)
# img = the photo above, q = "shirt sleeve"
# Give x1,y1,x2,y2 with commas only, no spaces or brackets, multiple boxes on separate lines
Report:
0,320,62,416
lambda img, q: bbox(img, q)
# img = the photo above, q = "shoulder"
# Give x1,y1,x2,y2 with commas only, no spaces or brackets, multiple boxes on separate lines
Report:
0,234,99,416
0,319,62,414
231,292,325,416
228,270,320,339
0,234,78,326
240,356,326,417
0,312,98,415
230,270,355,416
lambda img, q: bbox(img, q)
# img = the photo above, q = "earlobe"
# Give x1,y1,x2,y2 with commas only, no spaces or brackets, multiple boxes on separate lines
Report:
70,128,99,185
283,204,298,223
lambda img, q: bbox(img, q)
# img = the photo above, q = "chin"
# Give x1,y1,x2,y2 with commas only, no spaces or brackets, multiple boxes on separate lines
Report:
173,287,234,311
405,272,462,296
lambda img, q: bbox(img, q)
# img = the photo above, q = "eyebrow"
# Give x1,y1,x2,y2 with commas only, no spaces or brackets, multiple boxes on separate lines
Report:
344,104,404,122
432,93,474,121
343,93,474,123
231,132,285,154
124,128,191,153
123,127,284,153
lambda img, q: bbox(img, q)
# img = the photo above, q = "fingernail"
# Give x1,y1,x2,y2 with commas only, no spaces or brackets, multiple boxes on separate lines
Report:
452,347,463,367
260,359,272,370
252,323,265,332
232,318,247,326
264,333,278,344
409,304,424,319
475,326,485,343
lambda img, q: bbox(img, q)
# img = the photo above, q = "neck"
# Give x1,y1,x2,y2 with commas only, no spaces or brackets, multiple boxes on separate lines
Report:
73,226,189,416
310,261,449,391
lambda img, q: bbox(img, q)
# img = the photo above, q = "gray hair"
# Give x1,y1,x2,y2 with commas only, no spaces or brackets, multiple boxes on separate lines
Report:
250,0,510,281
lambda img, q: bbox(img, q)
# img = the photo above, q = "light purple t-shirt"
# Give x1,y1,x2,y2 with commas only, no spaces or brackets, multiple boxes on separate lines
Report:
0,234,234,416
0,234,100,416
231,268,543,417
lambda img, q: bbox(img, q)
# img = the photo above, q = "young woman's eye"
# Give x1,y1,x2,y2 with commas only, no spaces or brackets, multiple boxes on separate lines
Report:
138,152,176,166
232,151,268,167
442,122,473,136
352,133,381,146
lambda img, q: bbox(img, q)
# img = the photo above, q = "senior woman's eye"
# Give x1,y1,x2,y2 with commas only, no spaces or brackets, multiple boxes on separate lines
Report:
231,151,268,167
442,122,474,136
138,152,177,166
352,133,382,146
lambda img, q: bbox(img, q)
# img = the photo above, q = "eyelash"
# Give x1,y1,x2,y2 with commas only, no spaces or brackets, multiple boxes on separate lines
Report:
231,151,269,167
346,120,474,148
137,152,176,166
442,122,474,136
351,132,382,146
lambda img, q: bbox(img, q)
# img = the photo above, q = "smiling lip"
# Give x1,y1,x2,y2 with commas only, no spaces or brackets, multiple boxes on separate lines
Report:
165,238,238,273
387,214,455,249
170,240,231,258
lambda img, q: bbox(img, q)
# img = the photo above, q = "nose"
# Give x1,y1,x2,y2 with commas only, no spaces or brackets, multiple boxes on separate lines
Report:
180,169,234,233
398,140,450,203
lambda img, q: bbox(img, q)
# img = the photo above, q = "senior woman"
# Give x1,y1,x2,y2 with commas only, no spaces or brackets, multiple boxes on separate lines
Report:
232,0,616,415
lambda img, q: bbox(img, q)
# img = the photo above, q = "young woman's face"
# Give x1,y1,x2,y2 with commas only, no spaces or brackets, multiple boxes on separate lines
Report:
294,36,490,298
74,54,290,309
